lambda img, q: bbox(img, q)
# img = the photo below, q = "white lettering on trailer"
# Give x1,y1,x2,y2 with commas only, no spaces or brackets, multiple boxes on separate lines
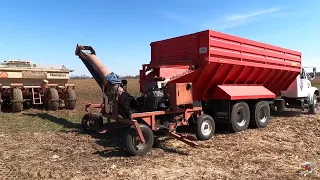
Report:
217,111,229,119
217,111,228,116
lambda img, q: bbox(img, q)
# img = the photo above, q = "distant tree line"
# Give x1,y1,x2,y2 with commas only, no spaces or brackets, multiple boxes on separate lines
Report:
121,75,140,79
307,72,320,77
71,72,320,80
70,75,92,79
70,74,140,79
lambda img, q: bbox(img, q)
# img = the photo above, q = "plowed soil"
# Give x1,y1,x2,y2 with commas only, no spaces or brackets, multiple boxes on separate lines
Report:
0,79,319,180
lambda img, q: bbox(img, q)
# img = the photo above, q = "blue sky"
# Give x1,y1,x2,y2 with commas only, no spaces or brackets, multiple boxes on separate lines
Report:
0,0,319,76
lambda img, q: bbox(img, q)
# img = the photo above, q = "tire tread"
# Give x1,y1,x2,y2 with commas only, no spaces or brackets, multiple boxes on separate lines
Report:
12,88,23,112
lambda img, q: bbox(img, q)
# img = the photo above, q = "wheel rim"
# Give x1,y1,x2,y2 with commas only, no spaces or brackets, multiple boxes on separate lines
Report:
314,98,317,112
87,119,95,128
201,120,212,136
83,116,97,129
132,131,148,151
236,107,246,126
259,105,268,123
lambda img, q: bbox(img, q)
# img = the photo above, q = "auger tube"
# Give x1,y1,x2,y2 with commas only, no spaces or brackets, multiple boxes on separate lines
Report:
75,44,111,89
75,44,124,98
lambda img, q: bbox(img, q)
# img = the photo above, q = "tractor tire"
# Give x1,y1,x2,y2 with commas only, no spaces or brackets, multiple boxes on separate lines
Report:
229,101,250,132
65,88,76,110
12,88,23,113
81,113,103,133
250,101,270,128
125,124,154,156
196,114,215,140
309,94,318,114
0,92,2,112
47,88,59,111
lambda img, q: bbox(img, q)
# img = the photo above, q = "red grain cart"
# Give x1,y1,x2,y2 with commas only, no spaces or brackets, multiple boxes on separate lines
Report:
140,29,318,132
78,30,319,156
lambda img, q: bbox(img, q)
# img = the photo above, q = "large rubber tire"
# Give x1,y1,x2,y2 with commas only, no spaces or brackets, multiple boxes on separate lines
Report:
12,88,23,112
47,88,59,111
65,88,76,110
125,124,154,156
0,92,2,112
196,114,215,140
229,101,250,132
250,101,270,128
309,94,318,114
81,113,103,133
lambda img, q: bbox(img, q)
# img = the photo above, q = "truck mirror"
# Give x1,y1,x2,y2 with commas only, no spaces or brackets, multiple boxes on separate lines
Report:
312,67,317,78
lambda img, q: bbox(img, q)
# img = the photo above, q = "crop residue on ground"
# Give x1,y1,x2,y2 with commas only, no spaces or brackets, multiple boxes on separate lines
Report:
0,79,319,179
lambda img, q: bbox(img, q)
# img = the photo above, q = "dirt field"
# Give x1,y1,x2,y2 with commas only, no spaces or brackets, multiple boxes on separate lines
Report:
0,79,319,179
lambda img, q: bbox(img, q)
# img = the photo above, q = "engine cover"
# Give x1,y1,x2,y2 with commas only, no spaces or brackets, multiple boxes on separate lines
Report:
145,89,165,111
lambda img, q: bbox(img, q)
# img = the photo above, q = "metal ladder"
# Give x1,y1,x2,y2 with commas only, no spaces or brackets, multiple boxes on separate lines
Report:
32,88,43,105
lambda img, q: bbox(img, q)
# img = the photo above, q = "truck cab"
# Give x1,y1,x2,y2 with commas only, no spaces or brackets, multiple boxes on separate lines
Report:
281,67,319,113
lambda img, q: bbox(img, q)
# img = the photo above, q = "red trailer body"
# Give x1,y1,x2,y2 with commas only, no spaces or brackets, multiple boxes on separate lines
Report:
140,30,302,101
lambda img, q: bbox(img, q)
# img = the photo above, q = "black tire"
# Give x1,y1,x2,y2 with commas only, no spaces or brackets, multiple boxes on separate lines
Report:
65,88,76,110
0,92,2,112
125,124,154,156
196,114,215,140
81,113,103,133
12,88,23,112
309,94,318,114
47,88,59,111
229,101,250,132
250,101,270,128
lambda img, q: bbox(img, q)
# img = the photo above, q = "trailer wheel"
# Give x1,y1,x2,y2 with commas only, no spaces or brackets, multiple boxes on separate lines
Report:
196,114,215,140
47,88,59,111
12,88,23,112
250,101,270,128
125,124,154,156
309,94,318,114
229,101,250,132
81,113,103,133
65,88,76,110
0,92,2,112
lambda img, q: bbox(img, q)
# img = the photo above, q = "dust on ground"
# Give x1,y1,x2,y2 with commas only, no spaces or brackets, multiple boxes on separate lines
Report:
0,110,319,180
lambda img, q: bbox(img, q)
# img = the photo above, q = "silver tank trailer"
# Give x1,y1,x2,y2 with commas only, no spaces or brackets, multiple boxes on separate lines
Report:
0,60,76,112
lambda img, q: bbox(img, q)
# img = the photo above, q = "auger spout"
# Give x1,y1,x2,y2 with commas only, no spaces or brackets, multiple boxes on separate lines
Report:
75,44,111,89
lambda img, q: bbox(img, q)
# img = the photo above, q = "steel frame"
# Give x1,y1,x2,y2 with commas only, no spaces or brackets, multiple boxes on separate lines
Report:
84,97,203,147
